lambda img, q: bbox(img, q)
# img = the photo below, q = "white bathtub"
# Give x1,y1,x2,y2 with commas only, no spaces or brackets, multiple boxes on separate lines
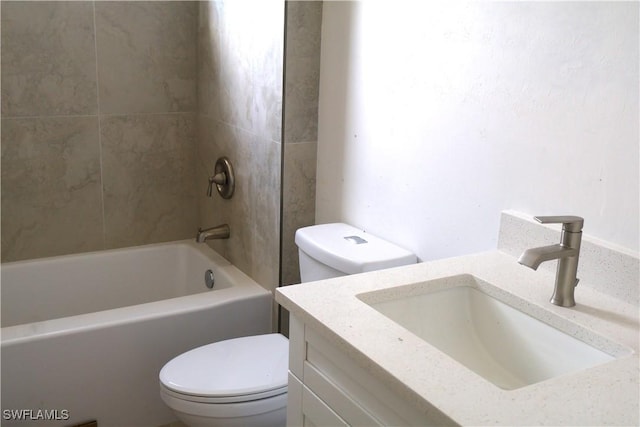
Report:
1,240,272,427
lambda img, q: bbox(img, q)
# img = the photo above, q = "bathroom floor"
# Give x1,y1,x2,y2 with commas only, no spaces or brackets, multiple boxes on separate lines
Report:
158,422,186,427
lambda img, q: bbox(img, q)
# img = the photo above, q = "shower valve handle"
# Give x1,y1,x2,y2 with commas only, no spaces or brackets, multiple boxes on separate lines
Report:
207,173,227,197
207,157,235,199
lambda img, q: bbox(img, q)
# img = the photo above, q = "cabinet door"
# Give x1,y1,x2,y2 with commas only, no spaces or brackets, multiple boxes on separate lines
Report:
287,372,348,427
301,383,348,427
288,315,450,426
304,326,444,426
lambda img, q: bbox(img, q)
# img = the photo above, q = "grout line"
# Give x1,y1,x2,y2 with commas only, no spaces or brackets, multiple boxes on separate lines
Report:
96,111,197,118
92,1,107,251
0,111,196,121
0,114,101,120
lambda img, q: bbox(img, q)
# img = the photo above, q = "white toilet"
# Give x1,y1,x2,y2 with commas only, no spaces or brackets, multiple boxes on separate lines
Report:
159,223,416,427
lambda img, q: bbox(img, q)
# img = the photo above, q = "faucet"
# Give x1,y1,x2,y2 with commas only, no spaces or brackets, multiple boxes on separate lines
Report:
517,216,584,307
196,224,230,243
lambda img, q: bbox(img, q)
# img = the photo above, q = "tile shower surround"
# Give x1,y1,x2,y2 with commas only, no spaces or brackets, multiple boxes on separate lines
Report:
1,0,317,297
1,1,198,262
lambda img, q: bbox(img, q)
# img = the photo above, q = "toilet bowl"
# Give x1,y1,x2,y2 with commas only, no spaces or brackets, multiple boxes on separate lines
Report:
159,223,416,427
159,334,288,427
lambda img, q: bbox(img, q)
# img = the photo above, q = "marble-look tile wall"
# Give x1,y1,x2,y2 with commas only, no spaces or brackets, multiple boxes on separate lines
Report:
1,1,198,262
281,1,323,285
196,1,284,292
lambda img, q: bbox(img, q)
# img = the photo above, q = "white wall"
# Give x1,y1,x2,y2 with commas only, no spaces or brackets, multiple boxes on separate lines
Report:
316,1,639,260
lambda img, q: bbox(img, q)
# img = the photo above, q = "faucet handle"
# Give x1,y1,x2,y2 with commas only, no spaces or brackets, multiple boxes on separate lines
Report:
534,216,584,233
207,172,227,197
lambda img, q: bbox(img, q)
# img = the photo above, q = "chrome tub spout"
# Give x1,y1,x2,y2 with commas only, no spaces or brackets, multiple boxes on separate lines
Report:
196,224,230,243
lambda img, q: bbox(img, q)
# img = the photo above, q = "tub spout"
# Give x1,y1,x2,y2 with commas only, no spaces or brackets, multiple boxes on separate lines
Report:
196,224,230,243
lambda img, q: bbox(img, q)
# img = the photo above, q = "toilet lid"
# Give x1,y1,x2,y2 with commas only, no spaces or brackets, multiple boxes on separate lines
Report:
160,334,289,401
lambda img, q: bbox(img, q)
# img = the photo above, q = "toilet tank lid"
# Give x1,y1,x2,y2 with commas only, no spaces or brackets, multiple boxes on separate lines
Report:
295,223,417,275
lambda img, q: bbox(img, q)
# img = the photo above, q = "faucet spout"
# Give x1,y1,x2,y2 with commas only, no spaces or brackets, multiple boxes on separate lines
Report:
517,215,584,307
518,244,578,270
196,224,230,243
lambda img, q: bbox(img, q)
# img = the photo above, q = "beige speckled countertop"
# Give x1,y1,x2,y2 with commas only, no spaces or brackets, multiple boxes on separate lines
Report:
276,250,639,426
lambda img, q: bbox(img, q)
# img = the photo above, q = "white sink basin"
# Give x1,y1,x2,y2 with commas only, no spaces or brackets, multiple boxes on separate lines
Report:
358,274,626,390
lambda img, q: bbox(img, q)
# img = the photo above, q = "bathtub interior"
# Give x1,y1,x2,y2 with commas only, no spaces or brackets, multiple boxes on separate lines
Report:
1,240,242,327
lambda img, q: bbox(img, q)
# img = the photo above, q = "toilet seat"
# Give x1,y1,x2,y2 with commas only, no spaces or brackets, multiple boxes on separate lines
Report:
160,383,287,404
159,385,288,420
159,334,289,404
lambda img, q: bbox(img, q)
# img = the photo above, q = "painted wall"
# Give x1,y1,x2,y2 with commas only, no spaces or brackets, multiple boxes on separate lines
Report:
316,1,639,261
196,0,284,290
1,1,198,262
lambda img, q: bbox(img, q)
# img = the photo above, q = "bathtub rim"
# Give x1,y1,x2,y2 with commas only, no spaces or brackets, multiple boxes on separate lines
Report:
2,238,231,270
1,239,272,347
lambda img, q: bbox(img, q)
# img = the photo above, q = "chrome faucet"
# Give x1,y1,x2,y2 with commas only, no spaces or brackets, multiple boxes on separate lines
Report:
196,224,230,243
517,216,584,307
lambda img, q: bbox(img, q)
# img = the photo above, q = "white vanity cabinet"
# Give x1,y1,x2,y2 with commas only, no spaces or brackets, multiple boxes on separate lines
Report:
286,315,448,427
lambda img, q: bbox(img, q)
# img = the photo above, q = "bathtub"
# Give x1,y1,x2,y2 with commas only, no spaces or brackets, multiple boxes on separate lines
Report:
1,240,272,427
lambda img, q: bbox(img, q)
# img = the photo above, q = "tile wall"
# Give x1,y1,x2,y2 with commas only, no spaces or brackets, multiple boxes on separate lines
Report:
281,1,323,285
1,0,315,303
196,0,284,290
1,1,198,262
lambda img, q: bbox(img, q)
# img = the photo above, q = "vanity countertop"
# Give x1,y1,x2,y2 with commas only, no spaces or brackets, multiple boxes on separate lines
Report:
276,250,639,426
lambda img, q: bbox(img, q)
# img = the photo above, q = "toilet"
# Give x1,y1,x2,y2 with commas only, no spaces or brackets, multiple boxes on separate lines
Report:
159,223,416,427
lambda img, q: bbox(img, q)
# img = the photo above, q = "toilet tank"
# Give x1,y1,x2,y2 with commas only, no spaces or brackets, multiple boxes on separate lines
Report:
295,223,417,283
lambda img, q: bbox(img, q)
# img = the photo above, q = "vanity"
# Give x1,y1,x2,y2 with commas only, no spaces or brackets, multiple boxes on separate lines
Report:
275,211,639,426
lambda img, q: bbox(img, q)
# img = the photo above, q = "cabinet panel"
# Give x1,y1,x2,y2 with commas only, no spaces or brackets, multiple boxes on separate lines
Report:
289,315,305,378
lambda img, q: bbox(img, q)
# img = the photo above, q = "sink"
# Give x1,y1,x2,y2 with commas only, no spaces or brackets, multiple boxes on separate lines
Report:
358,274,625,390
